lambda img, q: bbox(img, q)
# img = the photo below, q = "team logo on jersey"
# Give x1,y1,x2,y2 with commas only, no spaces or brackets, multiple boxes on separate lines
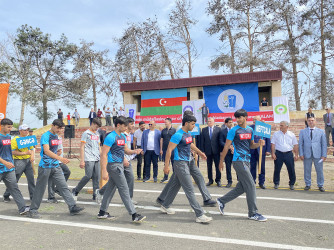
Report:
91,135,99,141
51,139,61,146
117,139,125,146
185,136,193,144
239,133,251,140
2,139,11,145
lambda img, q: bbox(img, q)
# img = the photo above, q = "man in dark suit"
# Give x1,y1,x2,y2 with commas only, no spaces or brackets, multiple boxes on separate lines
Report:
219,117,234,188
201,117,221,186
250,116,271,189
88,108,97,126
141,120,161,182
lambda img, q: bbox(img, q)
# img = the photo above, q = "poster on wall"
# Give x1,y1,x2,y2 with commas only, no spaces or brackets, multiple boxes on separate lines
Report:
182,99,205,124
203,83,259,114
272,96,290,123
124,104,137,123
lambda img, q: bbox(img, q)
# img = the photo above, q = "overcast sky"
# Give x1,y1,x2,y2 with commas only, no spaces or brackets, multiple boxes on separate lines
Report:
1,0,228,128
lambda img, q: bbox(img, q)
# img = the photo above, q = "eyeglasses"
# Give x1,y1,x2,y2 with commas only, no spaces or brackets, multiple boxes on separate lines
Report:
149,124,152,126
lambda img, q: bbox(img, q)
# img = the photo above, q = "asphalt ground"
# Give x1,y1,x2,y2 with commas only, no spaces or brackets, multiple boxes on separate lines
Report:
0,178,333,250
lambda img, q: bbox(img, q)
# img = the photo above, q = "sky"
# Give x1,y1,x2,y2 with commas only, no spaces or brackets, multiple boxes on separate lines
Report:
1,0,227,128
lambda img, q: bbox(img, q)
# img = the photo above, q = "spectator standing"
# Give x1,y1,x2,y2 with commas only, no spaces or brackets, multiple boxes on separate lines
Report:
260,97,269,106
201,103,209,125
201,117,222,187
118,107,125,117
219,118,234,188
133,121,146,180
160,118,176,183
72,109,80,126
141,121,161,182
104,107,112,126
250,116,271,189
57,109,63,120
97,108,103,119
299,117,327,192
112,107,118,126
323,107,334,146
88,108,97,126
271,121,299,190
305,108,315,128
66,113,71,125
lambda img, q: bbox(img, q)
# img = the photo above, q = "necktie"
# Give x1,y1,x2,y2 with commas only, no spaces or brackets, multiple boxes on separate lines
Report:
327,114,330,124
209,127,212,139
310,129,313,140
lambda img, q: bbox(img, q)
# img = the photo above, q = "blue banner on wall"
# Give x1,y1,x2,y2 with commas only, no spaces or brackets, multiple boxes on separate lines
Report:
203,83,259,113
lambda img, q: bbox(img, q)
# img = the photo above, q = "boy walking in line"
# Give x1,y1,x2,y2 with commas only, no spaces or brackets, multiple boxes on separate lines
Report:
0,118,29,215
217,109,267,222
97,116,145,223
29,119,84,218
72,118,102,201
160,115,213,223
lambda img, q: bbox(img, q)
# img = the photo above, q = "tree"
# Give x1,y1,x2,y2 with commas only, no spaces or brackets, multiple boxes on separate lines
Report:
264,0,311,110
300,0,334,108
168,0,198,78
15,25,86,125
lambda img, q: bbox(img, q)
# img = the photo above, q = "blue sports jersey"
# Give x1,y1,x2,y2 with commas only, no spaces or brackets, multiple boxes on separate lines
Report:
0,134,14,173
39,131,61,168
227,125,254,162
104,131,127,163
170,129,192,161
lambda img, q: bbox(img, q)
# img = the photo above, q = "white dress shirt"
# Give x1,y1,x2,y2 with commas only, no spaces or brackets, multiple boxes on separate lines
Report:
134,129,143,146
271,130,298,152
147,130,155,150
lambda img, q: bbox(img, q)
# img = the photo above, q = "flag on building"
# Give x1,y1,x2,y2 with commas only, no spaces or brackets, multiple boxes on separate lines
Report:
141,88,187,116
272,96,290,123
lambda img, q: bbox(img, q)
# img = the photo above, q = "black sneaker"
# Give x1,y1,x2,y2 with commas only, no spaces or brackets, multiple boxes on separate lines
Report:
19,206,30,215
216,198,225,215
92,194,96,201
97,212,116,220
72,189,78,201
70,205,85,215
203,199,216,207
29,210,41,219
47,198,58,204
132,213,146,223
155,198,163,207
319,187,325,192
3,196,11,202
304,186,311,191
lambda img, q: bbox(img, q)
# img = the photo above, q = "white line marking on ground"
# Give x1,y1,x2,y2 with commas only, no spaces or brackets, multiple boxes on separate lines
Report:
1,182,333,204
2,195,333,225
0,215,330,250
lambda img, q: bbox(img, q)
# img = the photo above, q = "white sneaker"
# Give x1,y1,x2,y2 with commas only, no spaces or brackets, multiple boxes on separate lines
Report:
160,206,175,215
132,199,138,205
95,189,103,205
196,214,213,223
71,190,78,201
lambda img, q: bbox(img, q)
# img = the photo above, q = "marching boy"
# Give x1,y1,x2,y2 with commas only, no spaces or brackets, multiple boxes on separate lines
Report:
29,119,84,218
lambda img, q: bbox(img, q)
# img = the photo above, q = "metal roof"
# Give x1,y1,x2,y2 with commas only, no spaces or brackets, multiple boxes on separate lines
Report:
120,70,282,92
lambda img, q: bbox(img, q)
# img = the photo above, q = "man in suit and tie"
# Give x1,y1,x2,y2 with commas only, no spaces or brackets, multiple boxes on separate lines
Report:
141,120,161,182
201,117,221,186
322,107,334,146
219,118,234,188
299,117,327,192
88,108,97,126
250,116,271,189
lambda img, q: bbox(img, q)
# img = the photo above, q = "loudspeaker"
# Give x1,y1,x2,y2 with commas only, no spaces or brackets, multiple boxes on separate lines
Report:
64,125,75,138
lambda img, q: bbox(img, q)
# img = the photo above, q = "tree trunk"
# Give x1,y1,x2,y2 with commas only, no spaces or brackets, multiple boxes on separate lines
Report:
19,92,26,126
134,37,143,82
320,0,327,108
184,23,192,78
158,37,174,79
89,57,97,111
224,16,236,74
42,83,48,126
247,8,253,72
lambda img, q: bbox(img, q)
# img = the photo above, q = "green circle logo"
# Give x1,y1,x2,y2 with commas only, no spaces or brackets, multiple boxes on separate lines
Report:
274,104,288,115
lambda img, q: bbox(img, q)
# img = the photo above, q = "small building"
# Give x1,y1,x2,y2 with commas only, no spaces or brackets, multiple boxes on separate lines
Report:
120,70,282,122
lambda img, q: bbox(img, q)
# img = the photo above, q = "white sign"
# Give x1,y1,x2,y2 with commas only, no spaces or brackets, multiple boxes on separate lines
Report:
272,96,290,123
182,99,205,124
124,104,137,123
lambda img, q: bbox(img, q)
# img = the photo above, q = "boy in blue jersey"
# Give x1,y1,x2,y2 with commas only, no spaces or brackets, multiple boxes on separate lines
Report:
98,116,145,223
0,118,29,215
29,119,84,218
217,109,267,222
161,115,213,223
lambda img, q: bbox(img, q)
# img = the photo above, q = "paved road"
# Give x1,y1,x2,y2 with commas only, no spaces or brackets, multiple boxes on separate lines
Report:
0,179,333,249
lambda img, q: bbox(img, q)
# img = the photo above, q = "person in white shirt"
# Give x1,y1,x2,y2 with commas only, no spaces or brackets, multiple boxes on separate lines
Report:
271,121,299,190
118,107,125,117
133,121,146,180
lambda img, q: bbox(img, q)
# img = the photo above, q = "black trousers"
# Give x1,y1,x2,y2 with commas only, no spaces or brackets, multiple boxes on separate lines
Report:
144,150,158,180
273,150,296,186
136,146,143,178
225,152,233,183
207,153,221,183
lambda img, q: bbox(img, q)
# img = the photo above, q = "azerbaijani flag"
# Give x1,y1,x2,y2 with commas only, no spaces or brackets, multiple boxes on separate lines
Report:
141,88,187,116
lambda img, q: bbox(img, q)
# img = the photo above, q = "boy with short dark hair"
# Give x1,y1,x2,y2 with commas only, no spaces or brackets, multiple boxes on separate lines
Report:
29,119,84,218
217,109,267,222
0,118,29,215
